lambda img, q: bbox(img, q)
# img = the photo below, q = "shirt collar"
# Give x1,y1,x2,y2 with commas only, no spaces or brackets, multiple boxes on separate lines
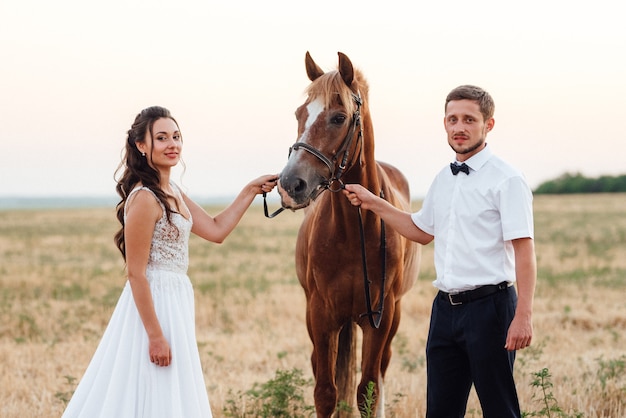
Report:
456,143,492,172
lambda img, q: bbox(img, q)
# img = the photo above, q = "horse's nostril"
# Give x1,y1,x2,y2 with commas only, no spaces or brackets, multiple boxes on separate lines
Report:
294,178,307,194
282,176,307,197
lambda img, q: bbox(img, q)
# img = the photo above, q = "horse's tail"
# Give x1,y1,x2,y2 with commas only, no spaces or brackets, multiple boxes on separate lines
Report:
336,321,357,416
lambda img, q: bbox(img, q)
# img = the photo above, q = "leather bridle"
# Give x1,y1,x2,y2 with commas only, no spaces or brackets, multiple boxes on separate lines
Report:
288,91,364,195
263,91,363,218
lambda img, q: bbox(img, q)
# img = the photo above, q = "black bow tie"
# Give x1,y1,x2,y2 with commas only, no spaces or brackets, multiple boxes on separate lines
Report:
450,162,470,175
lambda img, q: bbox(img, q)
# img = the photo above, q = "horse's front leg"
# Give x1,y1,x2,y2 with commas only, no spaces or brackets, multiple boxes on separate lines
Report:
359,297,399,418
307,296,340,418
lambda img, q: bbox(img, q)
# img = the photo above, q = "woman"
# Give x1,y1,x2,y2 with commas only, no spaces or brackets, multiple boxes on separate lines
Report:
62,106,277,417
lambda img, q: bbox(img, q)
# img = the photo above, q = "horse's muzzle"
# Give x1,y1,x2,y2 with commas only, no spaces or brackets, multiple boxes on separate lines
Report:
277,177,317,210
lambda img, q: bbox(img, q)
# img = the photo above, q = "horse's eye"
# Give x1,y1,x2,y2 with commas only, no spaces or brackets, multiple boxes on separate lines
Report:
331,115,347,125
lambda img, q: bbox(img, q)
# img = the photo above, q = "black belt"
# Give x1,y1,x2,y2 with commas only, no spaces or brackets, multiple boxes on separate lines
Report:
440,281,510,306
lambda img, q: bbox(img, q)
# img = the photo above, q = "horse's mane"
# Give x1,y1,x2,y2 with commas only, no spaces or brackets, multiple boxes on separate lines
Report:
305,68,369,114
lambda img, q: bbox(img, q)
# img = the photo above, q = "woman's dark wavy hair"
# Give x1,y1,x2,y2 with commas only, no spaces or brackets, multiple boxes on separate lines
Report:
113,106,180,260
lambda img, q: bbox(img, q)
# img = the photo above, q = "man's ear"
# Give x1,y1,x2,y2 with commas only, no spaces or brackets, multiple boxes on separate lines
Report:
486,117,495,132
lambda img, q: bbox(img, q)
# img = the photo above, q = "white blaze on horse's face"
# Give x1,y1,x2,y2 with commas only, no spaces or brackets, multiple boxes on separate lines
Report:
304,98,325,133
296,98,325,145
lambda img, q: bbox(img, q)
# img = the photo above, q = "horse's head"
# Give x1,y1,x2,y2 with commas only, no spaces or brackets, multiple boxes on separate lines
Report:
277,51,366,210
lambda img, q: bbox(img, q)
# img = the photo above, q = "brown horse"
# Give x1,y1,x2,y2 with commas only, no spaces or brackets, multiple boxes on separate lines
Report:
275,52,421,417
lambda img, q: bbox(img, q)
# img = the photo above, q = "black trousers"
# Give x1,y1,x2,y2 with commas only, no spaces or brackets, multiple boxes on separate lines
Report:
425,285,521,418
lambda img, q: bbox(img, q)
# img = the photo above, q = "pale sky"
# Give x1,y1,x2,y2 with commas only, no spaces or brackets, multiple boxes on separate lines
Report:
1,0,624,200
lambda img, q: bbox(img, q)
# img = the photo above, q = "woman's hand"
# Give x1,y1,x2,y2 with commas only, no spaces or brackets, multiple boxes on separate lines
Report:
149,335,172,367
251,174,279,195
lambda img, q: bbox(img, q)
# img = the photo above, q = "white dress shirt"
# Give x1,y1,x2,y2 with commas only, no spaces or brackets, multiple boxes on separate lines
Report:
411,145,534,293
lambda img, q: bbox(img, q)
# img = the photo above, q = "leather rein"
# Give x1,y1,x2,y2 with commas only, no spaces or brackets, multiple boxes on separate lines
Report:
264,92,387,329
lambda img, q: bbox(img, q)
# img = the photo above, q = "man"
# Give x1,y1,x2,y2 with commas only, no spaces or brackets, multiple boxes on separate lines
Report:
343,85,536,417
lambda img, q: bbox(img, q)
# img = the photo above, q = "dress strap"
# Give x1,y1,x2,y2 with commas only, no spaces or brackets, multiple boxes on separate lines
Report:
124,186,163,218
169,183,191,217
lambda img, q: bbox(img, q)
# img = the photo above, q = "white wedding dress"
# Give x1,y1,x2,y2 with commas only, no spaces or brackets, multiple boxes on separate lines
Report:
63,186,213,417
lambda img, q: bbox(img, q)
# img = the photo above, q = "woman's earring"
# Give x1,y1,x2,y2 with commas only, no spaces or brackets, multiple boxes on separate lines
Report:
141,152,146,157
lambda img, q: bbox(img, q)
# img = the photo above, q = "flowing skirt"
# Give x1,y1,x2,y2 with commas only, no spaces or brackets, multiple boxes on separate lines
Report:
62,269,212,418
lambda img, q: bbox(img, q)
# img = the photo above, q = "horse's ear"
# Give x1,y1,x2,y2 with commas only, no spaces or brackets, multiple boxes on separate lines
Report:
305,51,324,81
337,52,354,87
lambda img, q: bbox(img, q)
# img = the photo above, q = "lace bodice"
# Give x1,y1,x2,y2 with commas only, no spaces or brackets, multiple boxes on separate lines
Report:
125,186,192,274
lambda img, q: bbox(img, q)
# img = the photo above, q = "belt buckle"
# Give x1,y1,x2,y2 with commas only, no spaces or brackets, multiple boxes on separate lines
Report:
448,293,462,306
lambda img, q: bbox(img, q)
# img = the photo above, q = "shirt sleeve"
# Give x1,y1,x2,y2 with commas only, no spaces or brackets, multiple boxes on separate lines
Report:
411,176,437,236
500,175,534,241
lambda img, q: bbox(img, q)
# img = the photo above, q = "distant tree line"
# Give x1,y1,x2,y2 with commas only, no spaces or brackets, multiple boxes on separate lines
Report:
534,172,626,194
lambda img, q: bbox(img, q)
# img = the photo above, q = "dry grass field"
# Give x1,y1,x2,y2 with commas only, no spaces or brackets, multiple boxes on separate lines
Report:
1,193,625,417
